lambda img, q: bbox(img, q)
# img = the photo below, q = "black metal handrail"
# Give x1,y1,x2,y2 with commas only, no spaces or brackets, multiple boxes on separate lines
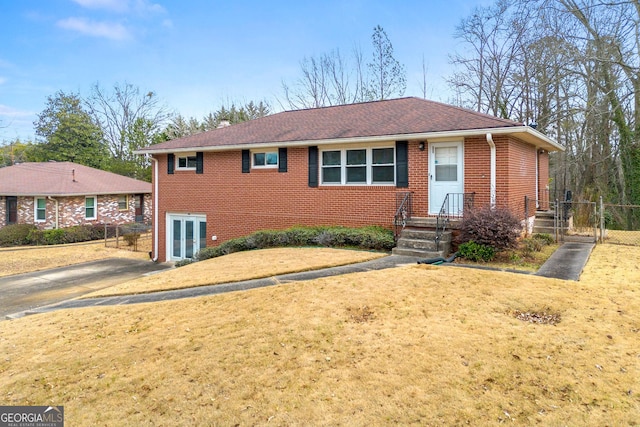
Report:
435,192,475,250
394,192,413,241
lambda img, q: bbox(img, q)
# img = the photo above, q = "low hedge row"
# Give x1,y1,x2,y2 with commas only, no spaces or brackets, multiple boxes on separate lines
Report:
0,223,106,247
177,225,394,267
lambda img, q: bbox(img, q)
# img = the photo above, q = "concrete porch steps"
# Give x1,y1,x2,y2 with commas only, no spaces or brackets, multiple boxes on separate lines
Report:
533,210,555,234
392,218,453,258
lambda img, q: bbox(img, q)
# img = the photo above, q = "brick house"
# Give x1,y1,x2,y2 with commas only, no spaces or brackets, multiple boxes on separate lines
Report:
136,97,563,262
0,162,152,230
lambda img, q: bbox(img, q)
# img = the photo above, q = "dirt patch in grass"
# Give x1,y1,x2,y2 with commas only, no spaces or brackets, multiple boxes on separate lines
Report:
0,237,151,278
1,244,639,425
84,248,387,297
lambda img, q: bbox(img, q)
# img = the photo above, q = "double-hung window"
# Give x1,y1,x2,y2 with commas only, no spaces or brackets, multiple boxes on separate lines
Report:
252,151,278,168
118,195,128,211
321,146,395,185
85,196,96,220
34,197,46,222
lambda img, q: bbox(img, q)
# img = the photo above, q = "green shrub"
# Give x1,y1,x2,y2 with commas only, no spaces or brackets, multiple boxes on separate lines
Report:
0,224,38,246
174,259,193,267
531,233,554,245
43,228,66,245
459,206,522,250
521,237,544,256
458,240,496,262
23,224,105,246
193,225,394,263
63,225,93,243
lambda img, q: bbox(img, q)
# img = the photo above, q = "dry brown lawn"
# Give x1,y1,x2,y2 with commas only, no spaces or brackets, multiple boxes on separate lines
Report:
86,247,386,298
0,236,151,278
0,244,639,425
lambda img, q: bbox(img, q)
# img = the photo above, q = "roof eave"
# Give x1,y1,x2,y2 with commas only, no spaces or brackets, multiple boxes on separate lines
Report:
1,190,151,197
135,126,564,155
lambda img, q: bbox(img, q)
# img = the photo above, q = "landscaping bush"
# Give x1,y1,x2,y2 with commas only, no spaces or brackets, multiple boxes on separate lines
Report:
192,225,394,264
458,240,496,262
459,206,522,250
521,237,544,254
531,233,554,245
0,224,38,246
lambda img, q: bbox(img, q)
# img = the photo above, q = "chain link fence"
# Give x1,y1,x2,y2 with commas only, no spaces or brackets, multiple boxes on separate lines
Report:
103,223,152,252
531,195,640,246
600,202,640,246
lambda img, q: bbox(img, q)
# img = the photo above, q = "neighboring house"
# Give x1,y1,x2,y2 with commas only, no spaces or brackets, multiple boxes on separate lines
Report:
0,162,152,230
136,97,564,262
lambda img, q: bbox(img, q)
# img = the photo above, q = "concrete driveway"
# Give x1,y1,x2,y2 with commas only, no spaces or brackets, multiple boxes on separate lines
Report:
0,258,172,319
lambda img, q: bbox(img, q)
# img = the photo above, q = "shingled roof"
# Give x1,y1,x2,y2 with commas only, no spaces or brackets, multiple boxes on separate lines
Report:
137,97,563,153
0,162,151,197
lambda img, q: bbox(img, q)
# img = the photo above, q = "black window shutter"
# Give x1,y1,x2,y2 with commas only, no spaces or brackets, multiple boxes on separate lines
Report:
242,150,250,173
278,147,287,173
308,146,318,187
396,141,408,188
196,152,204,174
167,153,175,175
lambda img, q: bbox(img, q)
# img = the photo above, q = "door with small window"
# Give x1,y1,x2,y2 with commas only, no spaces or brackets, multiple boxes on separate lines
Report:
168,214,207,261
429,141,464,215
135,194,144,223
6,197,17,225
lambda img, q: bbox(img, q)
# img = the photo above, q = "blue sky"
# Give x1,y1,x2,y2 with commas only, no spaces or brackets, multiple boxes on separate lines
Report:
0,0,484,142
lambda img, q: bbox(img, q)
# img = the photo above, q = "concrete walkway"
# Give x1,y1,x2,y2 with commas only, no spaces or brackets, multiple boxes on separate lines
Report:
535,241,595,281
5,243,595,320
1,258,171,318
5,255,423,319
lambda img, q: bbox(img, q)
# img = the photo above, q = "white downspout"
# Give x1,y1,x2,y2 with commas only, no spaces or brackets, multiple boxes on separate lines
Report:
150,156,159,262
47,196,59,229
486,133,496,209
535,150,540,209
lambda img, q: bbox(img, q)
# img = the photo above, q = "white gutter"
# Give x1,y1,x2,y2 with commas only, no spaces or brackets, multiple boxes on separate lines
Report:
150,156,159,262
486,133,496,209
47,196,59,229
134,126,565,155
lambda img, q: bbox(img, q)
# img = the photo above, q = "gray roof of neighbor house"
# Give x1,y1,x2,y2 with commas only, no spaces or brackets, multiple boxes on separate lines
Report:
0,162,152,197
137,97,564,154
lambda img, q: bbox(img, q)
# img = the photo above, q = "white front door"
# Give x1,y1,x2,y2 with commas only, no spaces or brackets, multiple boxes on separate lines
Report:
168,214,207,261
429,141,464,215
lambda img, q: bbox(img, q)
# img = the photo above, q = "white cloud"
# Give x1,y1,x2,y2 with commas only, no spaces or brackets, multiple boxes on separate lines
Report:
71,0,129,12
134,0,166,15
71,0,166,15
0,77,6,85
0,104,34,118
57,17,131,40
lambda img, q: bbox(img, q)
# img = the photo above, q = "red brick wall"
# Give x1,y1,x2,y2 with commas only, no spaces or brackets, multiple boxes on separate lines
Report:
152,137,548,261
0,194,151,230
463,136,492,208
538,149,550,210
505,138,538,220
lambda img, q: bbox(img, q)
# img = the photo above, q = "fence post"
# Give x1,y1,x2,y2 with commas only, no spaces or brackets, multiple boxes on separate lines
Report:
599,196,604,243
554,199,559,243
104,223,108,247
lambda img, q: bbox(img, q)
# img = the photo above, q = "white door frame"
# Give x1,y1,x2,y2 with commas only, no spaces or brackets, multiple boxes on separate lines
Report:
429,141,464,215
166,213,207,261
